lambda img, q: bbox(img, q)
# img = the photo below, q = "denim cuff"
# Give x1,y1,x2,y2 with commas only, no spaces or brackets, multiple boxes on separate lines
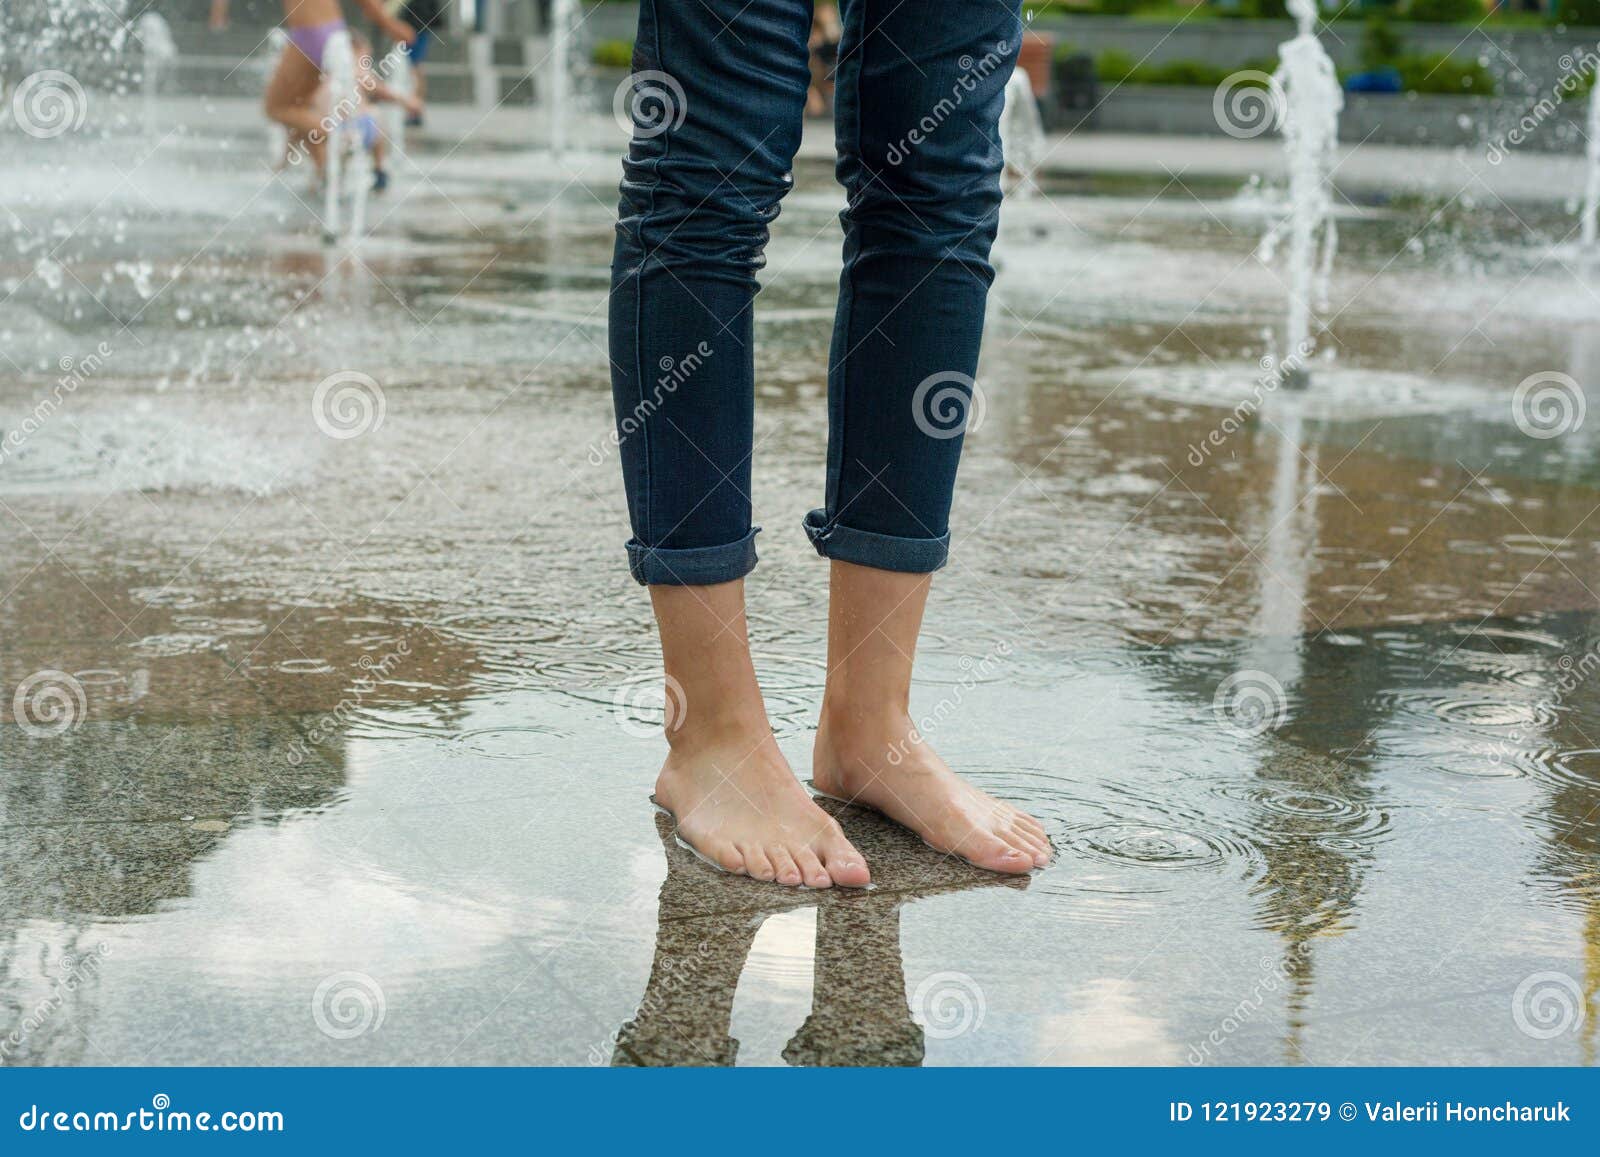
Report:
626,527,761,586
803,510,949,574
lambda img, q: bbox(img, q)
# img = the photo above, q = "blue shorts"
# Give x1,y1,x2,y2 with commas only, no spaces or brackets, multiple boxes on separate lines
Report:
404,29,432,65
354,114,379,150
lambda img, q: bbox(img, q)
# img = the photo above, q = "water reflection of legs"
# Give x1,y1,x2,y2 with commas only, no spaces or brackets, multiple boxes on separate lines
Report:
614,803,1028,1066
783,902,923,1067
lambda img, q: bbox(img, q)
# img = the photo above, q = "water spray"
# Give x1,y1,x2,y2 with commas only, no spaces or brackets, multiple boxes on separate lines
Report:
1262,0,1341,390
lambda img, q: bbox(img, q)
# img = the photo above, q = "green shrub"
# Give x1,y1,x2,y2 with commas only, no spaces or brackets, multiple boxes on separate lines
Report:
1401,0,1482,22
1095,48,1139,83
591,39,634,69
1359,15,1405,70
1555,0,1600,24
1392,52,1495,94
1219,0,1288,18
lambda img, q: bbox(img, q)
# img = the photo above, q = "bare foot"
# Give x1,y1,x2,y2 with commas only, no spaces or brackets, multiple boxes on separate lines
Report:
813,710,1051,874
656,726,871,889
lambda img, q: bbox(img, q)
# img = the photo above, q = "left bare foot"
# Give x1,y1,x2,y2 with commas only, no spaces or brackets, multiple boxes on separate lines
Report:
813,710,1051,874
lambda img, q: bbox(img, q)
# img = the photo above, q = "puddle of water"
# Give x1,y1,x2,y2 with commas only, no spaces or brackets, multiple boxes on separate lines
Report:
3,130,1598,1067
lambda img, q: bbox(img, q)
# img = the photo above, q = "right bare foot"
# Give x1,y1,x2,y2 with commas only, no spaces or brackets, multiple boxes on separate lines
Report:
655,728,871,889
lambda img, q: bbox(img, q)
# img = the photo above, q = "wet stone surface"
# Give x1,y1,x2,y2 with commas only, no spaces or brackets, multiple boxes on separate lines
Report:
1,129,1598,1065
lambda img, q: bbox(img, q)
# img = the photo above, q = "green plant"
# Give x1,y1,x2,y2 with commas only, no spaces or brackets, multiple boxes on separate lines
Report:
1392,52,1495,94
591,39,634,69
1219,0,1289,18
1359,15,1405,70
1401,0,1481,22
1095,47,1139,83
1555,0,1600,24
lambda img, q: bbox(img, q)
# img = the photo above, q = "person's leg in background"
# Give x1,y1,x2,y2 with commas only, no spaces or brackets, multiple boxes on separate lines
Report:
403,27,429,126
811,0,1050,873
264,41,329,173
610,0,869,889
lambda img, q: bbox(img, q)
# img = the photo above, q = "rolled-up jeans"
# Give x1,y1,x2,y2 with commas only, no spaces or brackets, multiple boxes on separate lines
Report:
609,0,1022,586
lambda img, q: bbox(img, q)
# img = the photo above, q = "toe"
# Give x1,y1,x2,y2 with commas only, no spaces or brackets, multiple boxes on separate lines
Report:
768,846,804,886
957,833,1034,875
1009,821,1052,862
699,839,744,874
1013,811,1047,838
741,844,776,881
792,846,833,889
818,833,871,888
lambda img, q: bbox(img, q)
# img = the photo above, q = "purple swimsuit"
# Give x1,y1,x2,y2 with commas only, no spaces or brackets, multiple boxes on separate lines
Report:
286,19,345,69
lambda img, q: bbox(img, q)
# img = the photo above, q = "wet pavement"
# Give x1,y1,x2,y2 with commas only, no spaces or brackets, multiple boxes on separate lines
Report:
2,115,1599,1066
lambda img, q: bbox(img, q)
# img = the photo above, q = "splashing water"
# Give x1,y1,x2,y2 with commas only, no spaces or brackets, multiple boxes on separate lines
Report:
134,13,176,139
1258,0,1342,386
1581,80,1600,247
1000,69,1046,199
548,0,582,160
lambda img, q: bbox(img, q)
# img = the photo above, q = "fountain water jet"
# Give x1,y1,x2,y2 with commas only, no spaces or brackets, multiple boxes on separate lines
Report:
999,69,1046,199
134,12,177,140
1260,0,1342,389
548,0,581,161
1581,78,1600,247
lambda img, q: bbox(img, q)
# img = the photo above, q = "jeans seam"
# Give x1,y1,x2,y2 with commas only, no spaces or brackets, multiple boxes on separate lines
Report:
826,0,866,539
634,0,669,547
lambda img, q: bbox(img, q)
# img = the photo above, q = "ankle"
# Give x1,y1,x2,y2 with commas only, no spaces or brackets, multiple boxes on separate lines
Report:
819,691,912,742
665,703,772,756
816,699,923,785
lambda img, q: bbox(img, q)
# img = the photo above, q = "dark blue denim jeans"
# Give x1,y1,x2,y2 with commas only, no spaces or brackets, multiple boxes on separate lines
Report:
609,0,1022,585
